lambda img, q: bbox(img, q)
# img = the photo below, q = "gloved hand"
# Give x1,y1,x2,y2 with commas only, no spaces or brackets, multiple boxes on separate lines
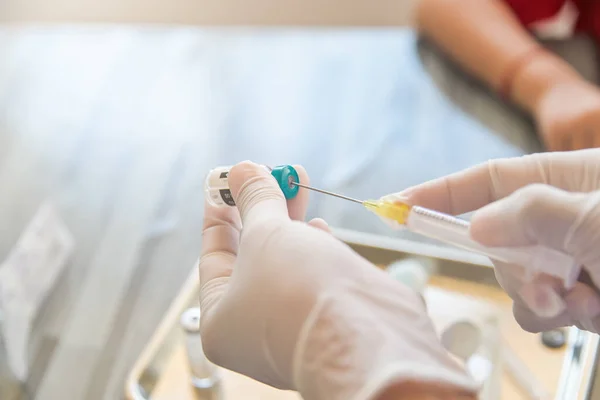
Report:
199,161,477,400
389,149,600,333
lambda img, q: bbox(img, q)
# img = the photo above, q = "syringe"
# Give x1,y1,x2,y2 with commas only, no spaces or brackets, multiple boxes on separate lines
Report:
292,182,580,291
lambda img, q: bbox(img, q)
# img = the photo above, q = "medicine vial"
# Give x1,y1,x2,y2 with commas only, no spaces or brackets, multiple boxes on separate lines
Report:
204,164,300,207
386,257,436,293
180,307,220,390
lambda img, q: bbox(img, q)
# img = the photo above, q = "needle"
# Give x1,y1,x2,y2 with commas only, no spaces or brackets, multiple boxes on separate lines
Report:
290,181,363,204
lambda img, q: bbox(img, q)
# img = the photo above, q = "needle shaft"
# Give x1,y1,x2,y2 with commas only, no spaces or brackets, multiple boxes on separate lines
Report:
291,181,364,204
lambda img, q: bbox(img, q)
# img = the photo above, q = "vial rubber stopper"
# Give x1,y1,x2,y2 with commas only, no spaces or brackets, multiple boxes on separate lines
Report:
270,165,300,200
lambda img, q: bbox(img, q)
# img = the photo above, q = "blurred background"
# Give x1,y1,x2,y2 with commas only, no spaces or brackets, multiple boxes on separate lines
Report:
0,0,558,399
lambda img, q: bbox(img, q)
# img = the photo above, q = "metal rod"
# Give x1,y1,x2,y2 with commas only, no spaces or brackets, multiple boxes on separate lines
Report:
291,181,364,204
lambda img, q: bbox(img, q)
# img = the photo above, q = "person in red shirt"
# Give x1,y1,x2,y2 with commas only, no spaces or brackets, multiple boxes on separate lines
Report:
417,0,600,151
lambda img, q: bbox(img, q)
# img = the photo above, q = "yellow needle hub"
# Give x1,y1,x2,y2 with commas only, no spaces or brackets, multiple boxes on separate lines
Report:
363,200,411,225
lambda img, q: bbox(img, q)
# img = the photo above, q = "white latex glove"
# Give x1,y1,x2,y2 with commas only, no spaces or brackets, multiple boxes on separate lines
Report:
392,149,600,333
198,161,477,400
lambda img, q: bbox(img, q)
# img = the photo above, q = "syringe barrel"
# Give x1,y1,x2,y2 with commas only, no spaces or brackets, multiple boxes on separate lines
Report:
406,206,580,288
204,164,300,207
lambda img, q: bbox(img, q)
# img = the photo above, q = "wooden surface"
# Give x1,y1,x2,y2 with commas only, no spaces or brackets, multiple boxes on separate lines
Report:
136,274,565,400
152,346,300,400
3,23,593,400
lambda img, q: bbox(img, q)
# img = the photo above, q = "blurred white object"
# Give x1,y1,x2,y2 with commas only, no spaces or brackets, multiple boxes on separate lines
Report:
440,321,494,386
386,257,436,293
530,1,578,40
180,307,220,390
441,320,482,362
467,354,494,387
425,287,502,400
0,202,74,381
388,257,501,396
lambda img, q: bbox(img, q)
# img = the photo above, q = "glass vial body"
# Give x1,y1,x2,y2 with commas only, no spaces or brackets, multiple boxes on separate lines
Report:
386,257,436,294
204,164,299,207
204,166,239,207
179,307,220,390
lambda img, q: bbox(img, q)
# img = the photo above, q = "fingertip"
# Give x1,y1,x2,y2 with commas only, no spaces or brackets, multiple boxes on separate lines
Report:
391,183,439,209
228,161,289,223
564,283,600,325
469,194,536,248
380,192,412,206
512,302,571,333
518,282,566,319
293,164,309,186
228,161,271,199
288,164,310,221
308,217,331,233
389,162,495,215
469,207,498,246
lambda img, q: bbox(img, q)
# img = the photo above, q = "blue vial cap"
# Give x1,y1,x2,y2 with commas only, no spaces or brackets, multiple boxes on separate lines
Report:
270,165,300,200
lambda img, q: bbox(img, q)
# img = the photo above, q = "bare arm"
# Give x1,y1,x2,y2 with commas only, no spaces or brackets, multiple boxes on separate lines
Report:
376,381,478,400
416,0,581,112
